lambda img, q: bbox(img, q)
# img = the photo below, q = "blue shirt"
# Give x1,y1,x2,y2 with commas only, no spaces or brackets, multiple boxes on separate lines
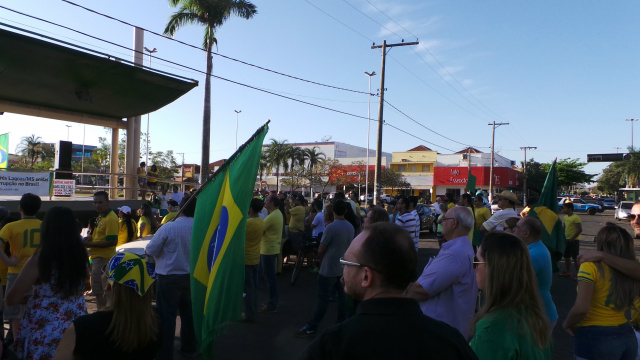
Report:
145,216,193,275
527,240,558,322
417,236,478,339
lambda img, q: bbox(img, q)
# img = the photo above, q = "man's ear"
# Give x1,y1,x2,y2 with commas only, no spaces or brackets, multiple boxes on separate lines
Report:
361,267,373,288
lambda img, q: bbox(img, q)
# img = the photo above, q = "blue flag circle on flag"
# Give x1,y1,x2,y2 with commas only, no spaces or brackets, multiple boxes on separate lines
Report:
0,147,7,164
207,206,229,271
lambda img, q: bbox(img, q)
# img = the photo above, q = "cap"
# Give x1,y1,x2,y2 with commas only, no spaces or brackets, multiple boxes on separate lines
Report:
106,253,157,297
117,206,132,214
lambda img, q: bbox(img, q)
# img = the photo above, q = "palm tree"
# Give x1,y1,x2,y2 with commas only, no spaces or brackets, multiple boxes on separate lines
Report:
16,134,44,168
304,146,326,170
164,0,257,183
258,152,269,183
264,139,289,192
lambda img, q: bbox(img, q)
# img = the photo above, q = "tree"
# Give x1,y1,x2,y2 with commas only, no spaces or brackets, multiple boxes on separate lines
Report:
258,152,269,183
313,158,341,193
150,150,180,179
523,159,547,198
164,0,257,182
15,134,45,168
597,161,629,194
381,167,408,193
546,158,595,190
304,146,325,169
264,139,289,192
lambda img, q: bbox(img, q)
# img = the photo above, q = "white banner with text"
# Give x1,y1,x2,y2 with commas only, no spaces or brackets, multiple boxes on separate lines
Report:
0,172,53,196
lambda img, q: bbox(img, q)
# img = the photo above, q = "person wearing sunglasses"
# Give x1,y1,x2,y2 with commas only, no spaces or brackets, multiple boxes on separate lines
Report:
299,222,477,360
405,206,477,340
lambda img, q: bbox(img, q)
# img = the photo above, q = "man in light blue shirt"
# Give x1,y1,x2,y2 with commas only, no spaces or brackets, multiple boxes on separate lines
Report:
145,197,198,360
514,216,559,329
405,206,478,340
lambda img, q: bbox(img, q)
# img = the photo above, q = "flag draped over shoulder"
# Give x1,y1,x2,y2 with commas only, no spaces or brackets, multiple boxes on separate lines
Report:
0,133,8,168
190,123,268,358
527,159,566,254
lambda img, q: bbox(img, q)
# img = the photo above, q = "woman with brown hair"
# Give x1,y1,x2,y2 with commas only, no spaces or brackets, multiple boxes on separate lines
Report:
470,231,551,359
563,223,639,360
362,206,389,229
53,252,159,359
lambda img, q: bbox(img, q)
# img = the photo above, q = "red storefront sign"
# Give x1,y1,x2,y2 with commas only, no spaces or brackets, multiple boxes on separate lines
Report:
328,165,380,183
434,167,521,188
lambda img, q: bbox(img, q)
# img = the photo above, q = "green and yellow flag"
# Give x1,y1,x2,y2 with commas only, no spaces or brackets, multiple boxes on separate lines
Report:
0,133,9,168
527,159,566,254
466,172,476,194
190,123,268,358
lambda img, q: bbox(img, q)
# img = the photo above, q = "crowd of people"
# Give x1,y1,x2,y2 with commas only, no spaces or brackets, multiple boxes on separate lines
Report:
246,189,640,360
0,185,638,359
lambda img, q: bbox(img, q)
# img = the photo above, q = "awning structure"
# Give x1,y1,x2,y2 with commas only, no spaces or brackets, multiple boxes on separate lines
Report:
0,26,198,128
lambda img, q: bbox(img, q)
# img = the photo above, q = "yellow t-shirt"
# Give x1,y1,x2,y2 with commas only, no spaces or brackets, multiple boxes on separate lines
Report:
474,207,491,231
447,202,455,210
563,214,582,241
0,218,42,274
117,219,138,247
261,210,283,255
577,262,628,327
245,217,264,265
138,216,151,238
289,206,305,232
88,209,119,259
147,169,158,184
161,212,178,225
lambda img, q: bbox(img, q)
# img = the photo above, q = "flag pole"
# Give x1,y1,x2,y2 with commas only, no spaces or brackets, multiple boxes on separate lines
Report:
172,120,270,220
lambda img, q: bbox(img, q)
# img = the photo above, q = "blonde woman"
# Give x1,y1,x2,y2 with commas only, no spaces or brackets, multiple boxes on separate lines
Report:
54,253,159,359
563,223,639,360
470,231,551,359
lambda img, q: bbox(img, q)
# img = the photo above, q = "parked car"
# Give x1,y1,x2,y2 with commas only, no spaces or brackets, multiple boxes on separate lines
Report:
615,201,635,221
380,194,394,203
601,198,617,210
359,193,374,202
416,203,437,233
558,197,602,215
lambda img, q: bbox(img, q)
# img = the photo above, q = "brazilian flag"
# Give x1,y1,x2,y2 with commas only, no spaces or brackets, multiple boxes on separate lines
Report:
0,133,8,168
191,123,268,358
527,159,566,271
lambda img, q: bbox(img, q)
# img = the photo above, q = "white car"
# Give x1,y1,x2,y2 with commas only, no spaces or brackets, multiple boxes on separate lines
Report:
359,194,374,202
380,194,394,203
615,201,635,221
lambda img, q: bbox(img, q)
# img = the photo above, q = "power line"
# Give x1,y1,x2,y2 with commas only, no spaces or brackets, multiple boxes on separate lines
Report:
363,0,419,39
58,0,370,95
342,0,404,41
384,122,456,153
304,0,374,43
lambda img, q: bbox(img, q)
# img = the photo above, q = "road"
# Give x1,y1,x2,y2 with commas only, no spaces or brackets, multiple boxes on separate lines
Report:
83,208,632,359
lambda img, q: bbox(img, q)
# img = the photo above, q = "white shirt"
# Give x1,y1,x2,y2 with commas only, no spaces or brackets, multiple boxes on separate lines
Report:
145,216,193,275
158,194,169,210
169,191,184,203
312,212,325,237
482,208,518,232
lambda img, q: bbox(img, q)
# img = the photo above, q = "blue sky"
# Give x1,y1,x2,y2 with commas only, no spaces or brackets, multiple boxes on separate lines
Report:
1,0,639,178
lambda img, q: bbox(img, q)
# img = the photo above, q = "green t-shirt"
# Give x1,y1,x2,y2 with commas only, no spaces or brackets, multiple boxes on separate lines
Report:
470,310,551,360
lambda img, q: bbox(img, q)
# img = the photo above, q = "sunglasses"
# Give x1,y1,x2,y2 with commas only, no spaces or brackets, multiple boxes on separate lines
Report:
339,257,383,274
473,257,485,270
628,214,640,221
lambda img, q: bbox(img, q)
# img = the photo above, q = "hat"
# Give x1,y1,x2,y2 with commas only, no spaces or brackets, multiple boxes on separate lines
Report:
117,206,132,214
496,191,521,204
167,200,179,207
106,253,157,297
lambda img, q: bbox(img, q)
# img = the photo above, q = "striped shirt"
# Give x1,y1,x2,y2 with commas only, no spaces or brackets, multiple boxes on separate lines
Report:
396,212,419,250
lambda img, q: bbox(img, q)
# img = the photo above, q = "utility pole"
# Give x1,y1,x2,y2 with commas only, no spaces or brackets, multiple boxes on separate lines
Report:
520,146,536,207
488,121,509,201
234,110,241,150
626,118,638,149
143,47,157,168
371,39,418,205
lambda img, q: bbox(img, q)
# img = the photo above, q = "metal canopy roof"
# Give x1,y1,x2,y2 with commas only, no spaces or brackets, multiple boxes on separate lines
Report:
0,27,198,128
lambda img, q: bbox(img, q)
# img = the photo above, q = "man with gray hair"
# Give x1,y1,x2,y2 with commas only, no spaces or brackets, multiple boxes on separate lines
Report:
405,206,478,339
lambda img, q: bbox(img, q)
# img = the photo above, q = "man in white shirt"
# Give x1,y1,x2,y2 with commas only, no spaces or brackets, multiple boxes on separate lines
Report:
169,185,184,204
481,191,520,232
145,197,198,359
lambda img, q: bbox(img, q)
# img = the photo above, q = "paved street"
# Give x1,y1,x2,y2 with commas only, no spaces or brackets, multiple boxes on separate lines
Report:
83,208,635,359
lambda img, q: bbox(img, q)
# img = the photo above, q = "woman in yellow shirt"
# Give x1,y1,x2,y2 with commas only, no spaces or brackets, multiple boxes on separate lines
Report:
137,203,158,238
563,223,640,359
116,206,138,247
472,195,491,249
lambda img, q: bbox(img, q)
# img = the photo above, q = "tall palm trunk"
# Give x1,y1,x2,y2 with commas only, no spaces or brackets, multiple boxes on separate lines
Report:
200,37,213,183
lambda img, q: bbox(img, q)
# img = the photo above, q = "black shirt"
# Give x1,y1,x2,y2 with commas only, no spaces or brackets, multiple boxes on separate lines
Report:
73,311,160,360
299,297,478,360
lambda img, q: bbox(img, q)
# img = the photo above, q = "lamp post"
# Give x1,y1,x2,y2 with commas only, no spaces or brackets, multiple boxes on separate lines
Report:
65,125,71,141
626,118,638,150
234,110,241,150
144,47,157,166
364,71,376,204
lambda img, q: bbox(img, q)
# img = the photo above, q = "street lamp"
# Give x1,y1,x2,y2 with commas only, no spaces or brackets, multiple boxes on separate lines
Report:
65,125,71,141
144,47,158,166
364,71,376,204
626,118,638,150
234,110,241,150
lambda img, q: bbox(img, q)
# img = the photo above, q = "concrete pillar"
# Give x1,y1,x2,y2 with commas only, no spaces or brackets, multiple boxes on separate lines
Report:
110,127,119,200
125,27,144,200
